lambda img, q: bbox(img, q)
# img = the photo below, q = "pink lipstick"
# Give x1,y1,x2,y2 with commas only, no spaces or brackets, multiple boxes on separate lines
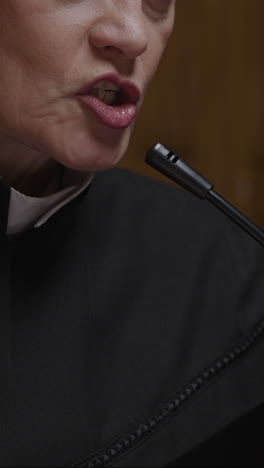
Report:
76,73,141,130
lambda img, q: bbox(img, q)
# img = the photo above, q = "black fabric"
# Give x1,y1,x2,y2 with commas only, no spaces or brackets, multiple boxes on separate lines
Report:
2,168,264,467
0,177,10,455
0,177,10,237
166,401,264,466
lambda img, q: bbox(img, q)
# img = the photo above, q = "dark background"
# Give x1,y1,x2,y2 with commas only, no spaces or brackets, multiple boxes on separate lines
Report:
119,0,264,229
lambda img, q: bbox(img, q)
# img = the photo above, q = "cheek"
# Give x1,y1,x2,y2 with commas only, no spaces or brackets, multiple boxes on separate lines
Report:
0,11,77,136
145,7,175,78
0,52,24,137
0,3,76,81
142,32,171,87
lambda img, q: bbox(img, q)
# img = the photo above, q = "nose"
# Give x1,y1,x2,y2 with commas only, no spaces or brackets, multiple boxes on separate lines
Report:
88,1,148,61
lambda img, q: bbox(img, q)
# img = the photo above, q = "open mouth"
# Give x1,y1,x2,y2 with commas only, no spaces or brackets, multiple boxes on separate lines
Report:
76,75,140,128
80,79,130,107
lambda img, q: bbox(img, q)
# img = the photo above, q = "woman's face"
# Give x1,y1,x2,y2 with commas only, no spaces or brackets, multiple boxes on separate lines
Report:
0,0,176,171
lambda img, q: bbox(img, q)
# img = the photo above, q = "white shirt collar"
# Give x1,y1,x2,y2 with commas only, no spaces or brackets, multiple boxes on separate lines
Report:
6,167,94,237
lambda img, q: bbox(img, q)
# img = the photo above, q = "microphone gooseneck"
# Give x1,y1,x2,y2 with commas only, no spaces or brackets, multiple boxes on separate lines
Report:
145,142,264,248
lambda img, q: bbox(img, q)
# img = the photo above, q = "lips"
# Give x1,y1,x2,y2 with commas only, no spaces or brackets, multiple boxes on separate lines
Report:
76,72,141,129
77,72,141,105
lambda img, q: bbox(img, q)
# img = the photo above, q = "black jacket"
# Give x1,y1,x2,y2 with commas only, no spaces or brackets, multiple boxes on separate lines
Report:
1,168,264,467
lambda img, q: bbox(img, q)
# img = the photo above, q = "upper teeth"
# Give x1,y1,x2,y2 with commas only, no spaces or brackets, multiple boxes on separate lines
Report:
88,80,121,105
91,80,120,92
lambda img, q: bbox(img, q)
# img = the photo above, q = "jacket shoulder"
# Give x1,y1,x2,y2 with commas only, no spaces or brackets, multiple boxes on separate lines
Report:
91,167,263,278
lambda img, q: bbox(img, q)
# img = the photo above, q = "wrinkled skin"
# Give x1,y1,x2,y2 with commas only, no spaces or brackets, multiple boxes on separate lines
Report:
0,0,176,195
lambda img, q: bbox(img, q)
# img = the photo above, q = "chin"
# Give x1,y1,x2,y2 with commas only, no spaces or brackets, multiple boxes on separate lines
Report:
50,123,133,173
52,148,123,173
69,151,123,173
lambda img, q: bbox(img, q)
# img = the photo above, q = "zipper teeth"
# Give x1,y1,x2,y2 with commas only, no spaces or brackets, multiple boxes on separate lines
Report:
71,318,264,468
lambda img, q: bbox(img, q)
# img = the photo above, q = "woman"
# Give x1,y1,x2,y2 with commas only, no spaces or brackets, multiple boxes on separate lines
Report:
1,1,263,467
0,0,175,195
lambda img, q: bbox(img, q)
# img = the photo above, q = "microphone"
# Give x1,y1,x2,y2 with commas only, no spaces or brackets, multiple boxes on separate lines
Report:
145,142,264,248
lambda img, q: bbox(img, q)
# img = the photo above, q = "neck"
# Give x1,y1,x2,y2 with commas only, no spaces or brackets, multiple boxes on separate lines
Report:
0,134,62,197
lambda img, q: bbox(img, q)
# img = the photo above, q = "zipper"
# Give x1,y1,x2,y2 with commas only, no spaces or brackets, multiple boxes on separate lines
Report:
70,317,264,468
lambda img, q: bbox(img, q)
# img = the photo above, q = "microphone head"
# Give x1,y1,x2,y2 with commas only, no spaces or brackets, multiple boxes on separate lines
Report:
145,142,213,199
145,142,179,166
